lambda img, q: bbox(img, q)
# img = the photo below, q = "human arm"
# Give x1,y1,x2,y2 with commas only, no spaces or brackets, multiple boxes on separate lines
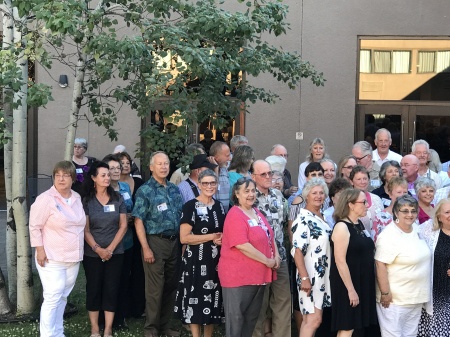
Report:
235,243,277,268
180,223,221,245
332,222,359,307
134,217,155,264
105,212,127,254
84,216,114,261
375,260,392,308
293,248,312,296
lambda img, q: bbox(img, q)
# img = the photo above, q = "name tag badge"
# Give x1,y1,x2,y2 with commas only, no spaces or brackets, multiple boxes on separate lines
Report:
248,219,258,227
371,180,381,188
363,229,370,238
382,198,391,207
76,168,83,174
104,205,115,213
196,206,208,216
408,189,416,195
271,212,279,220
122,192,131,200
217,185,220,191
56,204,63,212
157,203,168,212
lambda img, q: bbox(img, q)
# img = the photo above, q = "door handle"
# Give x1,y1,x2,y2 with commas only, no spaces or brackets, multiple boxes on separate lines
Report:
412,120,416,143
401,120,405,153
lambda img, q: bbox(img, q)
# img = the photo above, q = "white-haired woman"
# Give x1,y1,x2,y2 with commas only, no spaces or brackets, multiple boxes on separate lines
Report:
298,138,328,190
415,177,436,224
291,178,332,337
72,137,96,194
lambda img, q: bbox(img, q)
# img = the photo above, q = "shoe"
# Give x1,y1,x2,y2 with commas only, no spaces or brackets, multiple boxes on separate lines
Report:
90,334,101,337
161,328,180,337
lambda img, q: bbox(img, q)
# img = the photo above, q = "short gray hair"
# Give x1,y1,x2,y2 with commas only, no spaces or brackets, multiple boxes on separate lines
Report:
198,169,218,182
230,135,248,151
74,137,88,149
379,160,402,184
411,139,429,153
352,141,372,156
302,178,329,200
392,195,418,221
320,158,337,170
149,151,168,166
375,128,392,141
414,177,436,194
265,155,286,173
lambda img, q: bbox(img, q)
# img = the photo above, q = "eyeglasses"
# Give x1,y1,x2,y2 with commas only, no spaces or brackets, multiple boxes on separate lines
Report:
355,154,369,162
354,200,368,205
272,178,283,183
343,165,355,170
200,181,217,187
73,146,84,150
109,166,121,171
55,174,71,179
277,154,289,159
398,209,418,215
253,171,274,178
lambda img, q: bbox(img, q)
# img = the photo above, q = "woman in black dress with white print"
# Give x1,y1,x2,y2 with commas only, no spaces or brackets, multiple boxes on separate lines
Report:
174,169,225,337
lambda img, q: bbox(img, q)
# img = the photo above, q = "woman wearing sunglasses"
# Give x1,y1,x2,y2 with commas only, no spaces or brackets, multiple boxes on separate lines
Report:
174,169,225,337
375,195,431,337
218,177,279,337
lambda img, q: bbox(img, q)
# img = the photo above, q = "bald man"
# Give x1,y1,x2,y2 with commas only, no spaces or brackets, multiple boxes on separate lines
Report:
401,154,420,197
270,144,298,197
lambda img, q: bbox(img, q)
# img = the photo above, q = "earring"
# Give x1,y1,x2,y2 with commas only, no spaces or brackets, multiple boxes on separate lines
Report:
351,208,354,211
395,218,399,224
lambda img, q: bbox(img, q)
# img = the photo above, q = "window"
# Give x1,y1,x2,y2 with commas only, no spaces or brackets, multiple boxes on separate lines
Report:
418,50,450,73
373,50,410,74
373,51,391,73
360,50,371,73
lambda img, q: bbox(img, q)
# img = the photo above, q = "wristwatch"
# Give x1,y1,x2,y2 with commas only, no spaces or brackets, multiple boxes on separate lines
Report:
381,291,390,296
301,276,309,281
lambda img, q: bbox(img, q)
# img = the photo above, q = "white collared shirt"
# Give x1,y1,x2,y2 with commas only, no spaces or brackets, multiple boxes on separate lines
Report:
372,149,403,167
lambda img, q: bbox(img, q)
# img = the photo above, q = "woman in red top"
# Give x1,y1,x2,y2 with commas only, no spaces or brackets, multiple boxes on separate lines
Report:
218,177,279,337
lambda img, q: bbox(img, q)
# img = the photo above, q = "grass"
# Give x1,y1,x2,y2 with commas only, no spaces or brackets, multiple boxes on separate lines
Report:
0,267,227,337
0,267,298,336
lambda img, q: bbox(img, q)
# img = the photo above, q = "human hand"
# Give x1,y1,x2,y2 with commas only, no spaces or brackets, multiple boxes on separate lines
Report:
265,258,276,269
380,292,392,308
300,277,312,297
207,156,218,165
36,247,48,267
98,248,113,262
273,256,281,269
348,289,359,307
288,186,298,195
142,246,155,264
213,232,222,246
447,269,450,277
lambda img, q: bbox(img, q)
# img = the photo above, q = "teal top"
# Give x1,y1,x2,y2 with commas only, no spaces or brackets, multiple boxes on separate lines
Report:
118,181,133,250
228,171,244,206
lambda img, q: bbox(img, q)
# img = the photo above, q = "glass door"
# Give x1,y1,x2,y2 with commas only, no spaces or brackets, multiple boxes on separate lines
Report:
357,104,409,155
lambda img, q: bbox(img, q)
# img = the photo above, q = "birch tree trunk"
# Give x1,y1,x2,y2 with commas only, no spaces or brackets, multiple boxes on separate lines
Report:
11,7,34,315
64,55,86,161
2,0,17,309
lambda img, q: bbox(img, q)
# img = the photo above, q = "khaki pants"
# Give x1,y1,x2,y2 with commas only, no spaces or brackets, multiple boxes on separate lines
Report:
252,261,292,337
142,235,179,333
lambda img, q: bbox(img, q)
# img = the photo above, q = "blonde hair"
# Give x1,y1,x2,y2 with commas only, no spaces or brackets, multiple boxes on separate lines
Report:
433,198,450,231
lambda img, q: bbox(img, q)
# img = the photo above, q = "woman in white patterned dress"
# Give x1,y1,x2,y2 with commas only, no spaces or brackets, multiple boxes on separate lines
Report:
291,178,332,337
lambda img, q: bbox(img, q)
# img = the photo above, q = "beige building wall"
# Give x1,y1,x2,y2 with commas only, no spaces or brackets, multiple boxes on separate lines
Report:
32,0,450,183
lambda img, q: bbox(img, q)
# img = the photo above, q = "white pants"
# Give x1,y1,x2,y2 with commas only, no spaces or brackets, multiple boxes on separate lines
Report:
36,259,80,337
376,302,422,337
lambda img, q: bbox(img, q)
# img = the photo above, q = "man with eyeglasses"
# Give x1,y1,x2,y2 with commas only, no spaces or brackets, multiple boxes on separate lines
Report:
372,128,403,166
411,139,442,189
250,160,290,337
270,144,298,197
352,140,381,191
177,154,218,204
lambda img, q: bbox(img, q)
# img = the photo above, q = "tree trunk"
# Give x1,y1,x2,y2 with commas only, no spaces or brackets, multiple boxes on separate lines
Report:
64,55,86,160
0,268,12,315
2,0,17,308
11,6,34,315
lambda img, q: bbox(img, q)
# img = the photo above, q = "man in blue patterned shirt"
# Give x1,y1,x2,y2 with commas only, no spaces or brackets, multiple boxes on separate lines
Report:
133,151,183,337
209,141,231,212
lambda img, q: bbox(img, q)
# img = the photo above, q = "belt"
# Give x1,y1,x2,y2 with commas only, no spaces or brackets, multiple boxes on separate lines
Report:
154,233,177,241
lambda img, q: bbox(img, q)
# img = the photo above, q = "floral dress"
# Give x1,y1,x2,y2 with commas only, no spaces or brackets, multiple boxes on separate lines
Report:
370,209,393,242
291,208,332,314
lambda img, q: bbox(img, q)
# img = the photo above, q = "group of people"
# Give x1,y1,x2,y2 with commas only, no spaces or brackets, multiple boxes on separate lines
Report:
28,130,450,337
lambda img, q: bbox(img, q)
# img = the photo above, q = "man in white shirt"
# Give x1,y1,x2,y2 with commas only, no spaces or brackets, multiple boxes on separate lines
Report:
372,128,403,166
411,140,442,189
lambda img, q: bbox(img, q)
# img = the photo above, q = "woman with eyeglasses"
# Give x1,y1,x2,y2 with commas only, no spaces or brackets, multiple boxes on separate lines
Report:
174,169,225,337
337,155,357,183
81,161,128,337
30,161,86,337
375,195,431,337
72,137,97,194
330,188,378,337
417,198,450,337
218,177,278,337
349,166,384,234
